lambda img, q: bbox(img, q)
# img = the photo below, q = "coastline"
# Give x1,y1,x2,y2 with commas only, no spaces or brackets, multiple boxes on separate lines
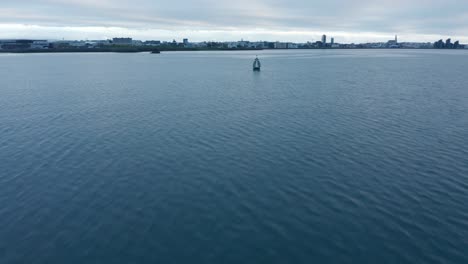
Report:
0,47,263,54
0,47,465,54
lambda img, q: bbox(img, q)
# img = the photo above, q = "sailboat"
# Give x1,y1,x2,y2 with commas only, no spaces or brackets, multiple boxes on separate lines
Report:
253,57,261,71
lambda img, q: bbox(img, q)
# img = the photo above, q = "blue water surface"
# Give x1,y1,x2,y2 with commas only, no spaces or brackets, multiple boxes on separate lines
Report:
1,49,468,263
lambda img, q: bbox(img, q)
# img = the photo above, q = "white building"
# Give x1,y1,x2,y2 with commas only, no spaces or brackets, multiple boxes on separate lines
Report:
274,42,288,49
30,40,49,49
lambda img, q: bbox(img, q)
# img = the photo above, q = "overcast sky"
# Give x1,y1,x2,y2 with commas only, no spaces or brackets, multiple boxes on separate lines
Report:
1,0,467,42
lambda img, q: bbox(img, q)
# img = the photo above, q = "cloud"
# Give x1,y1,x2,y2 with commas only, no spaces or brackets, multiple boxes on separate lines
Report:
1,0,467,42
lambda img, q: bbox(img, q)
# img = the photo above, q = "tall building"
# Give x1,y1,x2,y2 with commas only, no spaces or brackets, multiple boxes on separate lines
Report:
183,38,189,45
446,38,451,46
322,35,327,44
395,35,398,43
331,37,334,45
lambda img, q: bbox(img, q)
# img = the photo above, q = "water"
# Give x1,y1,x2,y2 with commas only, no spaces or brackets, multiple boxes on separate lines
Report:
1,50,467,263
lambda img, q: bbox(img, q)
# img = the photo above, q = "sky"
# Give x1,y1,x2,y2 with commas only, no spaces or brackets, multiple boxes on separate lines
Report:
1,0,468,43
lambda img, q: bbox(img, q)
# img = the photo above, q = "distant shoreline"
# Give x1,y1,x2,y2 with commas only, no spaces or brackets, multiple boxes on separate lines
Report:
0,47,263,54
0,47,466,54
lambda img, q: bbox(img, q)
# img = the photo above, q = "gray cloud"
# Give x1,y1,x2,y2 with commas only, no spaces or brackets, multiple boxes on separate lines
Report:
1,0,467,42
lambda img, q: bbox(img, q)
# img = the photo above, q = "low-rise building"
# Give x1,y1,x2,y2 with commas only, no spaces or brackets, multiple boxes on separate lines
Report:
112,38,133,45
0,39,49,50
145,40,161,46
30,40,49,49
51,40,86,48
274,42,288,49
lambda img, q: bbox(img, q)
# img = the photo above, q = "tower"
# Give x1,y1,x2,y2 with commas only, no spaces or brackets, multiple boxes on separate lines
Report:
395,35,398,43
322,34,327,44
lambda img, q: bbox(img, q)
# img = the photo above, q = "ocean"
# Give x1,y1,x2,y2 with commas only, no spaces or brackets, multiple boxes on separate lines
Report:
1,49,467,263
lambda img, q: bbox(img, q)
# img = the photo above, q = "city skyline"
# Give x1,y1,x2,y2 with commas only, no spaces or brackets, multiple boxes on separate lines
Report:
1,27,466,45
2,35,465,52
1,0,468,43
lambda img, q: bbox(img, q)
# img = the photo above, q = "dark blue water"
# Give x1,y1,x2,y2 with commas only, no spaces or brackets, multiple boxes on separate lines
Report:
1,50,468,263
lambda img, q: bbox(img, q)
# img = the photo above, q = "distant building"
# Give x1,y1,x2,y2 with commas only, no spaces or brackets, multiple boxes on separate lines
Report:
287,43,298,49
331,38,334,45
236,40,249,48
0,39,48,50
112,38,133,45
30,40,49,49
434,39,444,48
274,42,288,49
434,38,461,49
68,41,87,47
183,38,189,45
226,42,238,49
322,35,327,44
145,40,161,46
386,35,399,48
399,42,432,49
445,38,452,48
195,42,208,48
88,40,111,47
